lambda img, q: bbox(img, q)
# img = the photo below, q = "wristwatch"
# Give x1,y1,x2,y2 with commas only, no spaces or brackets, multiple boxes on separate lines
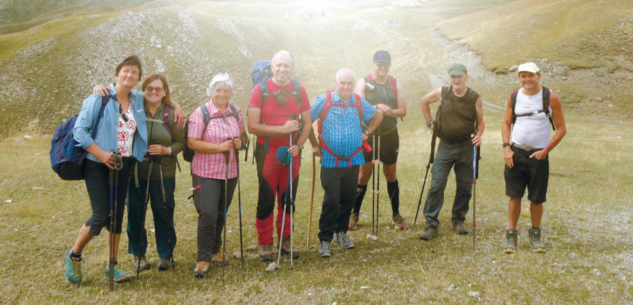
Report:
364,130,370,136
503,142,511,148
297,143,304,150
167,147,173,155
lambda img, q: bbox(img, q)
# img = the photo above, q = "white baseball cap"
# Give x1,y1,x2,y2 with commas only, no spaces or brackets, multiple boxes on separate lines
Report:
517,62,540,73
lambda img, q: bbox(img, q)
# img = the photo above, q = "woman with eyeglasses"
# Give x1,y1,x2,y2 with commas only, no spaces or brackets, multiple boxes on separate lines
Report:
125,74,186,272
187,73,247,278
91,73,186,274
350,50,408,230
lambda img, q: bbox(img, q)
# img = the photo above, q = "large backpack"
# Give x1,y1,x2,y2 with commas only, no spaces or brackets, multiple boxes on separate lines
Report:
317,90,367,167
250,59,303,154
183,103,239,162
50,96,110,180
510,86,556,131
250,60,274,89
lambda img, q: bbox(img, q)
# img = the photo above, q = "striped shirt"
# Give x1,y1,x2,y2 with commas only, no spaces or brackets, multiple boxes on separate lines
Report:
310,91,377,168
188,100,245,179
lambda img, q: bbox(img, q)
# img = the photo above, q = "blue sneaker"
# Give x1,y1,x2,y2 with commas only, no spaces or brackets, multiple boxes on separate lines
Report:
103,263,133,283
64,249,82,284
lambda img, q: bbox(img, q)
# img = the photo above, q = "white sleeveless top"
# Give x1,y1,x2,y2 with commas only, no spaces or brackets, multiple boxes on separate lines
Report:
511,87,552,149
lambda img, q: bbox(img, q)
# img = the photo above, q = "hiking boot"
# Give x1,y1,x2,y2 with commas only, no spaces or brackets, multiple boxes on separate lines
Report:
64,249,82,284
133,255,150,273
280,236,299,259
453,221,469,235
193,261,209,278
419,226,438,240
348,213,359,230
259,243,274,261
318,241,331,258
504,229,518,254
393,214,407,230
212,252,229,266
333,231,355,249
103,264,132,283
528,228,547,253
157,258,177,271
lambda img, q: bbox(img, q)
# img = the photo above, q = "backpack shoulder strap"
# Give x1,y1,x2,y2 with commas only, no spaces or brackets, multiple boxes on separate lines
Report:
228,104,239,122
291,78,302,110
320,91,334,123
200,104,212,135
91,96,110,139
259,79,269,109
162,106,176,142
511,90,519,125
389,75,397,98
541,86,556,131
440,85,451,101
353,93,364,123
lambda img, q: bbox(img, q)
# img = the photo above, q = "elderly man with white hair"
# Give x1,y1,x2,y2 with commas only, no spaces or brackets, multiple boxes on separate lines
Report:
308,68,383,258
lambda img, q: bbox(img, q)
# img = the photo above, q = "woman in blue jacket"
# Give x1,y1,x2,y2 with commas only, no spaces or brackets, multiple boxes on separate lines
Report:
63,56,182,285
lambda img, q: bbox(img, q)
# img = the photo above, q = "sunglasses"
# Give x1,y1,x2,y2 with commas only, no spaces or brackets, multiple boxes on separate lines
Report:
376,62,391,68
145,86,164,93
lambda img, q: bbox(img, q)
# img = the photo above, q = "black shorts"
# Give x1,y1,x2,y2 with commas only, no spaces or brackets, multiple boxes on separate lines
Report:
504,146,549,204
363,128,399,165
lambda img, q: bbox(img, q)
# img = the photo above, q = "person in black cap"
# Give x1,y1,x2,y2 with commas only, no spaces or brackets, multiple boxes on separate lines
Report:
351,50,407,230
418,63,485,240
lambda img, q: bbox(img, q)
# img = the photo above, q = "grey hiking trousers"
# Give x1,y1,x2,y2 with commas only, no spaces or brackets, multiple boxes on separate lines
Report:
423,141,473,228
192,174,237,263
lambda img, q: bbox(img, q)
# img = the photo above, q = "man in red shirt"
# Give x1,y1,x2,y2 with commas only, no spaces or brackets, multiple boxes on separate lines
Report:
248,50,312,261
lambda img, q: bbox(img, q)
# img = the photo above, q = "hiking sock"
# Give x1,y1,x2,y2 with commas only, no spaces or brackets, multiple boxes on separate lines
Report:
532,226,540,230
70,249,82,259
387,180,400,215
353,184,368,214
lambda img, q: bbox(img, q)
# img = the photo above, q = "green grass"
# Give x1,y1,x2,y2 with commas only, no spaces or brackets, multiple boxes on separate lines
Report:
1,110,633,303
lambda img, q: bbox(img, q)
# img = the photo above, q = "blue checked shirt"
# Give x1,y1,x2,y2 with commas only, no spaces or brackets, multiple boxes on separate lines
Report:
310,91,377,168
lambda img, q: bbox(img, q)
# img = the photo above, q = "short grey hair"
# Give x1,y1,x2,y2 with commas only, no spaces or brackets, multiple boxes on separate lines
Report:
335,68,355,82
206,73,236,97
272,50,295,67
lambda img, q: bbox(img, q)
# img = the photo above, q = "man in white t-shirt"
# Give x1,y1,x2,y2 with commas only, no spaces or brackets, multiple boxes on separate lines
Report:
501,62,566,254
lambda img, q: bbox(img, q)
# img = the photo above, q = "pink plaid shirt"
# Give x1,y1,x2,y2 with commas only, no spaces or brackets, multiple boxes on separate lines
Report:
188,100,245,179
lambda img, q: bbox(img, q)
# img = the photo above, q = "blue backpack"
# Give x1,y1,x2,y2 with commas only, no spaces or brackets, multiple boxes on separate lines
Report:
50,97,110,180
250,60,273,89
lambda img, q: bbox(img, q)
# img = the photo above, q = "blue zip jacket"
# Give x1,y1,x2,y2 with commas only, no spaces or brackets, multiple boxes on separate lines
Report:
73,84,148,163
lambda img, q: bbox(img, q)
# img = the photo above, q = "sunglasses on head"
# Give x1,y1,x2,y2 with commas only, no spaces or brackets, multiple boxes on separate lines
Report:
376,62,391,68
145,86,164,94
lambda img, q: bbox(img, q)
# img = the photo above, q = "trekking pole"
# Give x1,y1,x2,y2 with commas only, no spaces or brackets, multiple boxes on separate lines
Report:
235,141,244,270
306,154,315,248
371,133,376,232
472,145,479,254
413,156,432,228
222,139,231,281
108,166,115,292
157,156,174,271
110,152,122,291
276,167,289,270
288,114,297,270
137,122,154,278
376,131,381,234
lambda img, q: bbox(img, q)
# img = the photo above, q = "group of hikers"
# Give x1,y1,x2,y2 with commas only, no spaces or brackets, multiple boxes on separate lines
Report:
59,49,566,286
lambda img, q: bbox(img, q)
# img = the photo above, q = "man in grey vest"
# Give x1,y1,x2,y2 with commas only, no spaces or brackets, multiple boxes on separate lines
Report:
501,62,566,254
419,63,485,240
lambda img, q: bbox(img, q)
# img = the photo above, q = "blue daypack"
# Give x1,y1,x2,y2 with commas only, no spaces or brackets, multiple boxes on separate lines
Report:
50,96,110,180
250,60,273,89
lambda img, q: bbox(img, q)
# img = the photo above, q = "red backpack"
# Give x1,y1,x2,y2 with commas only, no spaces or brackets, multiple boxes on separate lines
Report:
317,90,371,167
366,74,397,98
